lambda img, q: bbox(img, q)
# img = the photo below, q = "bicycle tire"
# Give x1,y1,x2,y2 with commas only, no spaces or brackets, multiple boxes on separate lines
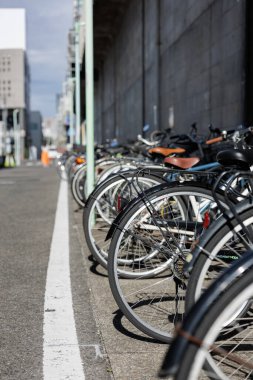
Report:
185,205,253,312
174,257,253,379
83,171,165,268
108,184,227,342
71,158,120,207
71,163,87,207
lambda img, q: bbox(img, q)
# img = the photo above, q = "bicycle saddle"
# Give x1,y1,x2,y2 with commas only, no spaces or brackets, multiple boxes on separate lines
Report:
164,157,200,169
148,147,185,156
217,149,253,169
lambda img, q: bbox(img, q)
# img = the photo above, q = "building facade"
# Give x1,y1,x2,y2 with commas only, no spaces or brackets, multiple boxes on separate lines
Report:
0,9,29,162
80,0,249,143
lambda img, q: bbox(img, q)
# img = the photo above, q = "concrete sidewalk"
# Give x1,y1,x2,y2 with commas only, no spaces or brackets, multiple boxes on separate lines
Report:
72,202,168,380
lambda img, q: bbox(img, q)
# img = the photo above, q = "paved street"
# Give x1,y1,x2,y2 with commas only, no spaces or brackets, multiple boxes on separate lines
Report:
0,165,167,380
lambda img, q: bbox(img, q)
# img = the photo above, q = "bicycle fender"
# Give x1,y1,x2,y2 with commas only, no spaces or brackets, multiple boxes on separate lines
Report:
84,170,137,209
105,181,214,241
160,249,253,377
105,182,170,241
185,199,253,275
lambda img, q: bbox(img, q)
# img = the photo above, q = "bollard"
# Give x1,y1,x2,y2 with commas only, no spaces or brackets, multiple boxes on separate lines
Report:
41,148,49,167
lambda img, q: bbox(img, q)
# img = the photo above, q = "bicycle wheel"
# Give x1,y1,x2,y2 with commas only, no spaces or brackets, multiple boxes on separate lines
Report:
65,154,78,182
83,171,164,268
71,158,118,207
186,205,253,312
173,255,253,380
71,163,87,207
108,184,226,342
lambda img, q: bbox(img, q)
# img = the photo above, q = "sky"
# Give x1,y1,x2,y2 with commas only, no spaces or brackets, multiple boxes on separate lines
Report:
0,0,73,118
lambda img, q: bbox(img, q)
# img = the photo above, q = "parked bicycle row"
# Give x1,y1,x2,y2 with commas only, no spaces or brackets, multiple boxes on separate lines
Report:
57,124,253,379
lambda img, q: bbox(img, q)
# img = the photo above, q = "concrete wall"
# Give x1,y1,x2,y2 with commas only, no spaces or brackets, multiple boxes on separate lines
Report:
94,0,246,143
160,0,245,135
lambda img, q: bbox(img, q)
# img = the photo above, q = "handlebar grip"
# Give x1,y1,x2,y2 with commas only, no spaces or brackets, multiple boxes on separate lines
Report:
205,136,223,145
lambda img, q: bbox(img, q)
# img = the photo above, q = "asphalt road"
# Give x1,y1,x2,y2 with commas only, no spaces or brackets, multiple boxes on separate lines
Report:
0,165,167,380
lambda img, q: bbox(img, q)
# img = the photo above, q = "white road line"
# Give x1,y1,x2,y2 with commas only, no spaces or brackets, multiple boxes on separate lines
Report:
43,179,85,380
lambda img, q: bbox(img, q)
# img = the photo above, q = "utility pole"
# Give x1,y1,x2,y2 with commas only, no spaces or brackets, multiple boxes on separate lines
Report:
2,103,7,160
13,109,20,166
0,98,5,157
1,96,7,156
85,0,95,196
75,0,81,145
69,78,75,147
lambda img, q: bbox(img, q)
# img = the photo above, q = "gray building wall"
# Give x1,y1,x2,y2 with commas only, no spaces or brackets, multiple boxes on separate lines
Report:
0,49,26,109
93,0,246,143
0,49,30,156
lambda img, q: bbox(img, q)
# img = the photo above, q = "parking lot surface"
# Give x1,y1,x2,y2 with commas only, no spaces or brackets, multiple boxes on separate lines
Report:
0,166,166,380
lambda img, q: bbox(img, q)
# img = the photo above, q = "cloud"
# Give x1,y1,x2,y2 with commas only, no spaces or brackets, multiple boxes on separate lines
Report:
29,49,66,65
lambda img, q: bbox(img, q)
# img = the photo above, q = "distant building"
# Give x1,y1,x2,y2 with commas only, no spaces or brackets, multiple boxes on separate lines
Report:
55,81,75,146
29,111,43,159
0,8,30,162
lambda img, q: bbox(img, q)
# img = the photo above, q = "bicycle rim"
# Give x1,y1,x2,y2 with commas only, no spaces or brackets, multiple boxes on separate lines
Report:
108,187,221,341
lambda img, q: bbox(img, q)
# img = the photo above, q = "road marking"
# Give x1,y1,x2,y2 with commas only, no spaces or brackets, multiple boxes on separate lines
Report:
43,179,85,380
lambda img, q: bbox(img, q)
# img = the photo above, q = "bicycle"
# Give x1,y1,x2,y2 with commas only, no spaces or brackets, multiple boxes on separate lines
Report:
106,145,253,342
185,164,253,315
159,248,253,379
83,167,167,268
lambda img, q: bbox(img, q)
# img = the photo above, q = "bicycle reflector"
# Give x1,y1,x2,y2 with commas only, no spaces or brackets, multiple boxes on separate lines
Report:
117,195,128,212
76,157,86,165
203,211,211,229
117,195,122,212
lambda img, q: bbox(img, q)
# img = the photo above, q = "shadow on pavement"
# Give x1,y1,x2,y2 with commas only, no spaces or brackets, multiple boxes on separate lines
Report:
112,309,165,344
88,254,108,278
